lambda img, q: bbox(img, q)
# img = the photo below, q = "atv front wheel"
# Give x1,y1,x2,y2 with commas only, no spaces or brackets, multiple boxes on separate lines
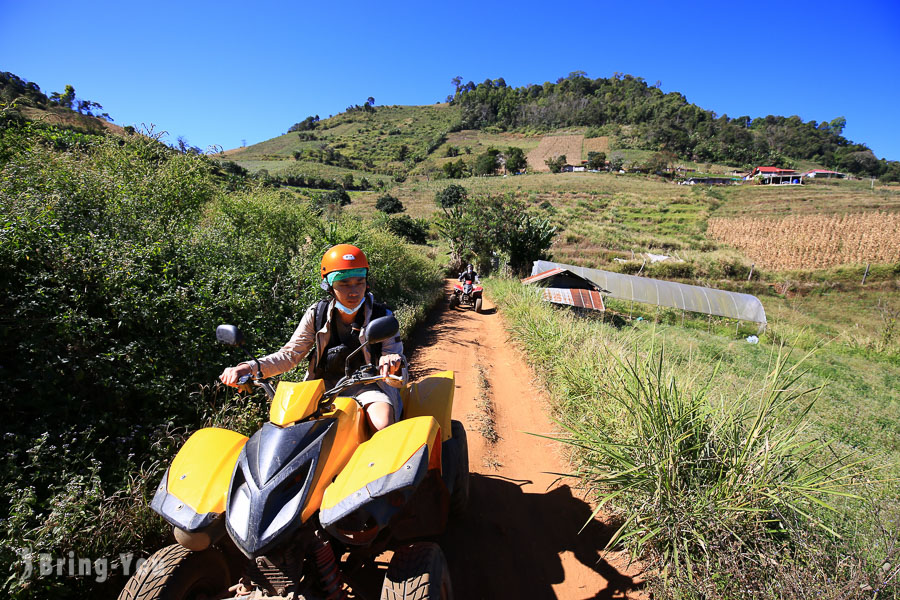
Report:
448,295,458,309
118,544,231,600
381,542,453,600
474,298,483,313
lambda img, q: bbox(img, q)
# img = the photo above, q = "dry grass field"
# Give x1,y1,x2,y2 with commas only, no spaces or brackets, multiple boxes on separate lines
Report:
526,135,584,171
707,211,900,269
582,135,609,157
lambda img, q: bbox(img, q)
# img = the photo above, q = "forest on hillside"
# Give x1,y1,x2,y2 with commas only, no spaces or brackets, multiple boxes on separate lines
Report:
450,72,900,180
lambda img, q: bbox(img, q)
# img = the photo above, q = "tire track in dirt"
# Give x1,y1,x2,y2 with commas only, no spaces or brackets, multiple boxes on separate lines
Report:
405,281,644,599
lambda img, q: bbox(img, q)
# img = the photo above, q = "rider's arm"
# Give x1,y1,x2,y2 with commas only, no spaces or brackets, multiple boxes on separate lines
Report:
232,305,317,380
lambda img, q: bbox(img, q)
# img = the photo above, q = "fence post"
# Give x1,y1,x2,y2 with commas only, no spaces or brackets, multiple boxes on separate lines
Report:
747,263,755,281
862,263,870,285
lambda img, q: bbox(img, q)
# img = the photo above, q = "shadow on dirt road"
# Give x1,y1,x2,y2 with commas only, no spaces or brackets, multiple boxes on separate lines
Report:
439,474,641,599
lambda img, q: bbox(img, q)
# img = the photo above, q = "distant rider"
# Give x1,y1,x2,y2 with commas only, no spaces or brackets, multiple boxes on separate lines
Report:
458,264,479,285
219,244,408,432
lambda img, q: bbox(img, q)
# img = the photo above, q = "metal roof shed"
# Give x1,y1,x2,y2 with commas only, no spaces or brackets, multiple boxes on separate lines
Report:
521,268,606,312
530,260,767,332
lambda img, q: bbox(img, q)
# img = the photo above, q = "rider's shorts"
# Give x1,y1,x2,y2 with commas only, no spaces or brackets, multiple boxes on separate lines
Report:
349,382,403,422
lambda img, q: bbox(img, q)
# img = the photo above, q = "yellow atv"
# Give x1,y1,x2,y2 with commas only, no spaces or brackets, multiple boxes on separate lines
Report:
119,316,468,600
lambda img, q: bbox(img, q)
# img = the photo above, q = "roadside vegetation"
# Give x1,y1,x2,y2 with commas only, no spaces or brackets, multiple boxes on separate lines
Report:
0,109,442,599
486,278,899,599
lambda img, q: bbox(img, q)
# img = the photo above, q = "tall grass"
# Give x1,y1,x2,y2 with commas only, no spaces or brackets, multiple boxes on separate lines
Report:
485,278,897,599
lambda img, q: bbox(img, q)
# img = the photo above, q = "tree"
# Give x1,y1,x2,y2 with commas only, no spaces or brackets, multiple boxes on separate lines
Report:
505,147,527,173
341,173,354,189
474,148,500,176
386,215,429,244
325,189,351,206
442,159,466,179
587,151,606,170
288,115,319,133
49,84,76,109
435,193,556,275
396,144,409,161
375,194,405,214
545,154,566,173
608,153,625,171
435,184,468,218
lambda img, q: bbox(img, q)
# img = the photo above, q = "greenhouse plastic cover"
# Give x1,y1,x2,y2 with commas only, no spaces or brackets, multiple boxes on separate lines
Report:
530,260,767,327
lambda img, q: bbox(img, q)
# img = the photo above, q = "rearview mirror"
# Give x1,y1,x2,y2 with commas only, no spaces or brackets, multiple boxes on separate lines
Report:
364,316,399,345
216,324,244,347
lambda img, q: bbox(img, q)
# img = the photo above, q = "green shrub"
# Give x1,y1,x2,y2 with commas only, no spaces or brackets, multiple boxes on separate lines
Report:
0,119,442,598
385,215,429,245
375,193,404,214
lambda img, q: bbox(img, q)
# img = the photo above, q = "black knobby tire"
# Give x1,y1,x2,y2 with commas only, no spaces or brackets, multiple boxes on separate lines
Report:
448,420,470,516
381,542,453,600
118,544,231,600
448,295,458,309
474,297,483,313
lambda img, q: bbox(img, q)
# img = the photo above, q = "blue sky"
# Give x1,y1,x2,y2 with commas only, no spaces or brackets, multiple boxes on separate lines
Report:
2,0,898,160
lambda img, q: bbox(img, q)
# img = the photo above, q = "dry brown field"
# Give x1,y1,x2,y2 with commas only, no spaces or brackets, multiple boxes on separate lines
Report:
582,136,609,158
526,135,584,172
707,211,900,270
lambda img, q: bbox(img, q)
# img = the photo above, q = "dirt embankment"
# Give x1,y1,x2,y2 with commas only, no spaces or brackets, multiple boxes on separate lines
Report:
405,282,644,599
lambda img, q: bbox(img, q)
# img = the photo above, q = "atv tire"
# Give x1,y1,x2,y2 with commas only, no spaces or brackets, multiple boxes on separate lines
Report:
118,544,231,600
381,542,453,600
449,420,470,516
448,296,458,309
474,298,483,313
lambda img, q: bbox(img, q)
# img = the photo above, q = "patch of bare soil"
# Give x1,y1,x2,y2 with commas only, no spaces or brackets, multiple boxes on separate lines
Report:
527,135,585,172
350,281,644,599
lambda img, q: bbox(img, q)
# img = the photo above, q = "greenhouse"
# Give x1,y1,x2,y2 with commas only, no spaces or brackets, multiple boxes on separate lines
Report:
529,260,767,331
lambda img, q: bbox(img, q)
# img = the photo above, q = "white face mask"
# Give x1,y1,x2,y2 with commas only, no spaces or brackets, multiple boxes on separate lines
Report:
335,297,365,315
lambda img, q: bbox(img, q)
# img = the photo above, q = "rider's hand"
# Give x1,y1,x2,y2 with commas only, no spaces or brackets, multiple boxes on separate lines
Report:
379,354,403,388
219,364,253,388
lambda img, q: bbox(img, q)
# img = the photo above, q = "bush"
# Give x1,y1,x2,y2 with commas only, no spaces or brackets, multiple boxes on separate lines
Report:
545,154,566,173
375,194,404,214
385,215,429,245
0,120,442,598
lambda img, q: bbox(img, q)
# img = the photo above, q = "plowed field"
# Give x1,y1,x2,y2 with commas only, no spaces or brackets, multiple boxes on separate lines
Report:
527,135,585,172
583,136,609,156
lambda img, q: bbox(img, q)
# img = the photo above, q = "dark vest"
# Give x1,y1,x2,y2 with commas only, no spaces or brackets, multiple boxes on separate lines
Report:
311,298,389,381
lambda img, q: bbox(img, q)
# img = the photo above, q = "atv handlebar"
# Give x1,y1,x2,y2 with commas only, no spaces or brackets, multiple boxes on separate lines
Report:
323,371,402,401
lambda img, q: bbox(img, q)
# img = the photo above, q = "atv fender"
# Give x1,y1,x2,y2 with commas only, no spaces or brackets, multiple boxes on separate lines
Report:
319,416,442,542
402,371,454,442
269,380,325,426
151,427,248,532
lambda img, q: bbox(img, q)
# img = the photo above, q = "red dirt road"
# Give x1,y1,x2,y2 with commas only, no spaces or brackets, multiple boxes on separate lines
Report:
405,284,644,599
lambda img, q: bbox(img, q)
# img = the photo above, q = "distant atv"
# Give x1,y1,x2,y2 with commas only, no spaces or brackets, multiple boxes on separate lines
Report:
119,315,468,600
449,282,483,313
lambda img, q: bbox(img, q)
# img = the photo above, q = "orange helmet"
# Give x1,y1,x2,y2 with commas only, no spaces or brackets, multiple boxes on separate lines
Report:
320,244,369,279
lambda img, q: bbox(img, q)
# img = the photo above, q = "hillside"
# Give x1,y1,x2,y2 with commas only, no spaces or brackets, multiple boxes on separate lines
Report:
222,73,900,187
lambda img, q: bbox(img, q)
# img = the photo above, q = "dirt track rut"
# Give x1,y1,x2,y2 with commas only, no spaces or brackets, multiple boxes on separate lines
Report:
400,282,644,599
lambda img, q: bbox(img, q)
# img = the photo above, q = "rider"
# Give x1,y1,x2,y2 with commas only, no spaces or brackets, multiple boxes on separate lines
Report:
219,244,407,432
458,264,479,285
